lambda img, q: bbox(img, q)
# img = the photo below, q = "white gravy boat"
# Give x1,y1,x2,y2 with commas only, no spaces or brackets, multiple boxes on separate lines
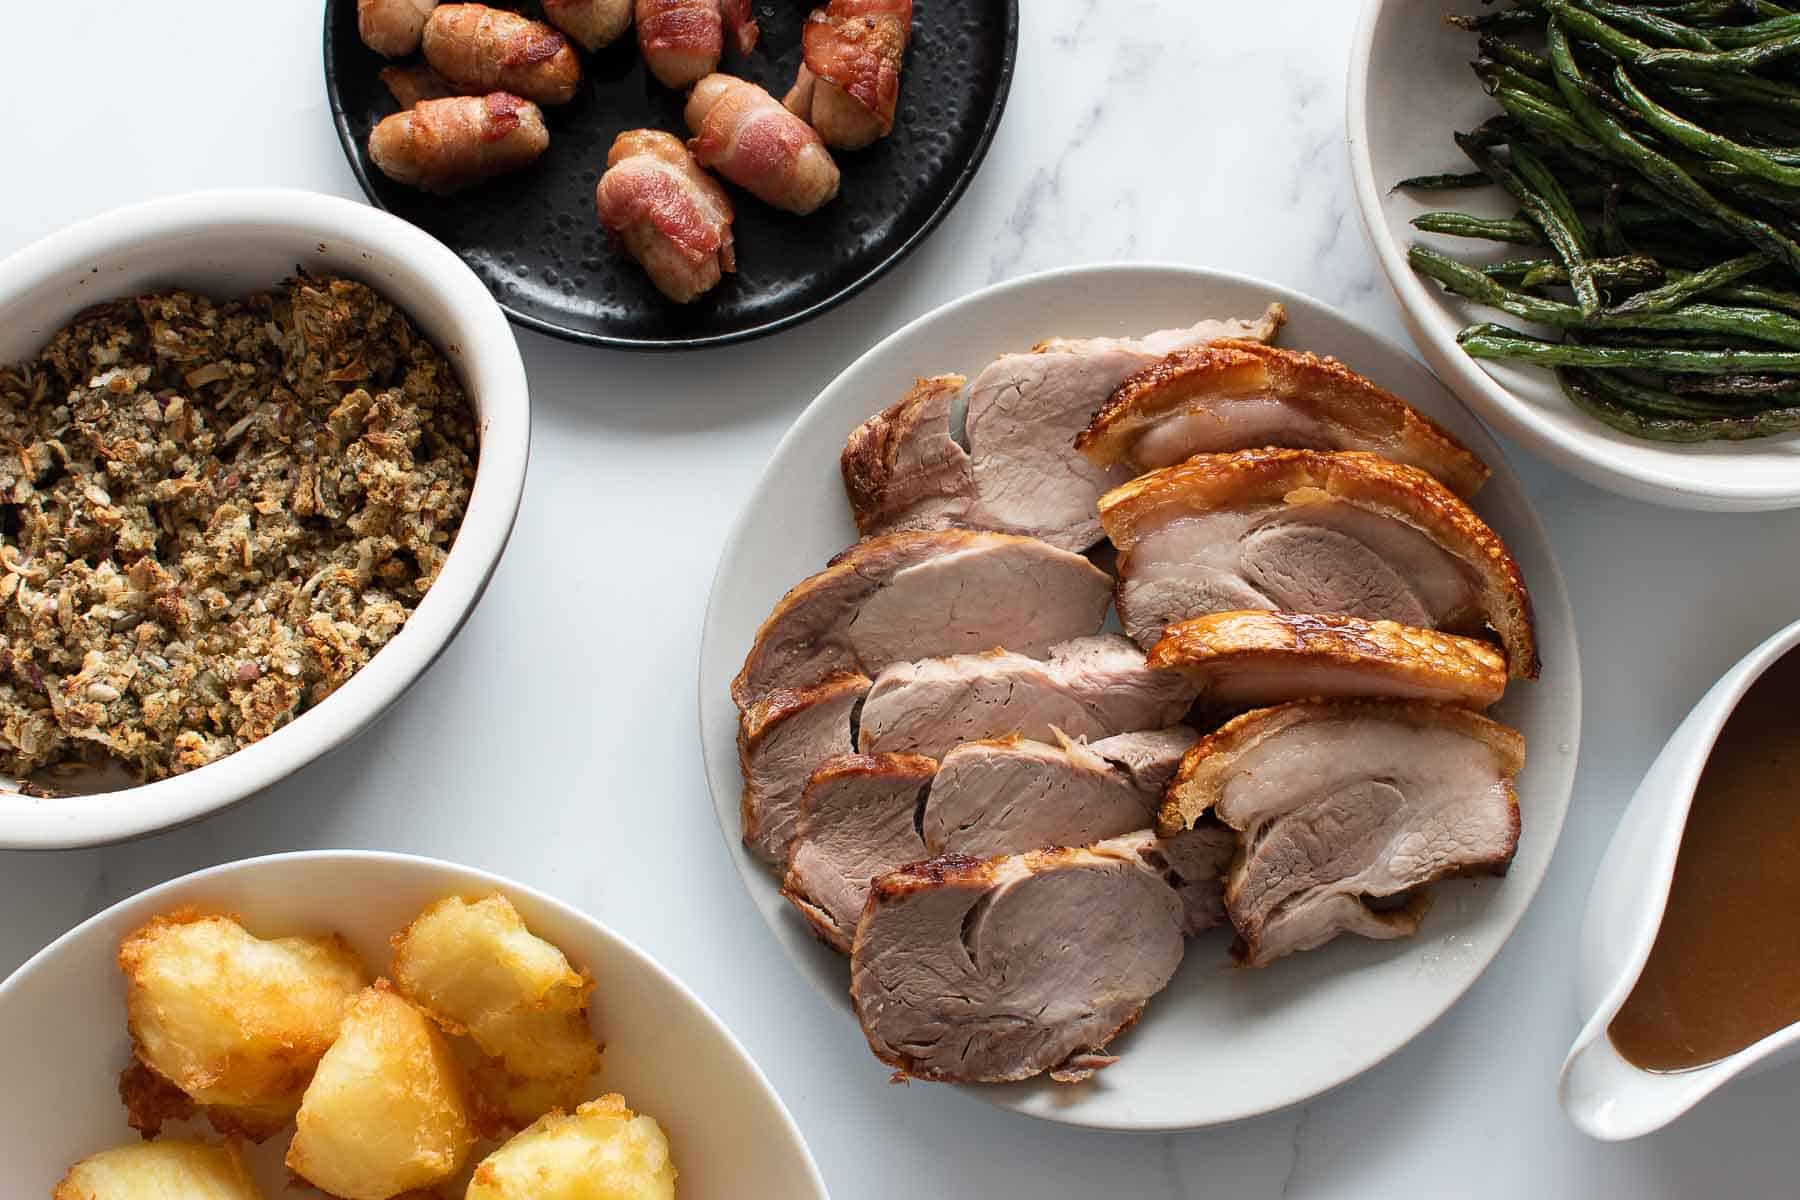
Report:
1560,616,1800,1140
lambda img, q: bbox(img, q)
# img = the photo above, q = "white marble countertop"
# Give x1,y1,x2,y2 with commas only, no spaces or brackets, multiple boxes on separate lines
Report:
6,1,1800,1196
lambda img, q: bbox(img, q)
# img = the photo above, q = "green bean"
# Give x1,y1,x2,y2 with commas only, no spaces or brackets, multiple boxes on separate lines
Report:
1665,70,1800,113
1447,10,1545,33
1412,213,1546,243
1639,31,1800,71
1483,254,1665,288
1490,88,1606,161
1460,322,1800,370
1479,35,1553,79
1614,67,1800,186
1549,21,1800,272
1708,13,1800,46
1607,251,1776,313
1540,0,1654,59
1456,133,1604,312
1575,0,1718,49
1394,171,1493,191
1559,369,1800,438
1706,278,1800,314
1412,246,1800,345
1477,59,1563,104
1669,373,1800,397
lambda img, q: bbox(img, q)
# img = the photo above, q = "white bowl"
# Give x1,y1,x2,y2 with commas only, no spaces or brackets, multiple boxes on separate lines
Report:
1348,0,1800,510
1561,616,1800,1140
0,190,529,848
0,851,827,1198
698,262,1582,1130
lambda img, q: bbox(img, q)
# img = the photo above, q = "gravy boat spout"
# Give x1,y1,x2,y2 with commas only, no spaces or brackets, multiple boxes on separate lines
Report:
1560,616,1800,1140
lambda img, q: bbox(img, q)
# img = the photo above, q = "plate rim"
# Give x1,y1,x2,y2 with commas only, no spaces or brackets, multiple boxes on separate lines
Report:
321,0,1021,353
696,259,1584,1130
1346,0,1800,511
0,848,830,1200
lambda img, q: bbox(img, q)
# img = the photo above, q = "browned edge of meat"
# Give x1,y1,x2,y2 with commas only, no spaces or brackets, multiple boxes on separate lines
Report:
1157,697,1527,837
840,374,969,537
781,750,937,954
1098,448,1539,679
1147,610,1508,710
736,671,870,860
1076,340,1490,499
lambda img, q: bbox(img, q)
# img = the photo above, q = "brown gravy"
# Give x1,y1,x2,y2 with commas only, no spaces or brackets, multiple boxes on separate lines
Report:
1610,649,1800,1073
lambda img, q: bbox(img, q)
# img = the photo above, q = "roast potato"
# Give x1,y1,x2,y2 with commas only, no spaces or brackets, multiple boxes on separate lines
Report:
465,1094,677,1200
116,911,367,1136
285,984,475,1200
53,1138,263,1199
391,894,601,1085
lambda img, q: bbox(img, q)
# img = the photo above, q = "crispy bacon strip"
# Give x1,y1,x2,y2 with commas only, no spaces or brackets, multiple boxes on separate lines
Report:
686,74,841,214
596,129,736,303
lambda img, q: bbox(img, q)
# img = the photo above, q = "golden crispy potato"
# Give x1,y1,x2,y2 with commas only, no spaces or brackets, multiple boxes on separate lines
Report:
285,983,475,1200
460,1046,597,1133
465,1095,677,1200
53,1138,263,1199
390,895,601,1082
116,911,368,1134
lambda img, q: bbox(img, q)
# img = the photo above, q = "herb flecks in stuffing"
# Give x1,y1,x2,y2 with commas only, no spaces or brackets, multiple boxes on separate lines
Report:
0,276,477,781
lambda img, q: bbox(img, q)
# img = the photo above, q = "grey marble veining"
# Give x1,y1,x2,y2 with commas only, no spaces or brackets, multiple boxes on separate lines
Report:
5,2,1800,1197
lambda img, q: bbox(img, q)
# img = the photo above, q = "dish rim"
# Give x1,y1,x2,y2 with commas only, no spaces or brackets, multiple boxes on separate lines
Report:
321,0,1021,352
696,259,1584,1130
0,187,530,850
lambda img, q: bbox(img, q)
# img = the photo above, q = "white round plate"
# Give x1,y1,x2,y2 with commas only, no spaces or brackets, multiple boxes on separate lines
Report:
0,851,827,1199
1348,0,1800,511
698,263,1581,1130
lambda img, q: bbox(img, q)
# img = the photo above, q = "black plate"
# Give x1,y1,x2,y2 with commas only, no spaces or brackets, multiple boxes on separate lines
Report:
324,1,1017,350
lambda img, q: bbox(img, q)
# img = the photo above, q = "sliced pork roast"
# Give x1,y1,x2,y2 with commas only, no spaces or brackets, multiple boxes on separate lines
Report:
737,673,870,865
858,635,1200,758
1148,610,1508,710
783,728,1201,952
1098,448,1538,677
784,753,936,952
732,529,1112,708
922,729,1196,857
840,374,974,538
1076,341,1490,498
1161,699,1525,966
850,833,1190,1083
962,307,1287,552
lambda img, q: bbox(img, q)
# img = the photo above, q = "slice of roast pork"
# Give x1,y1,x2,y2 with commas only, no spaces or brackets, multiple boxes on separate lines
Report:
858,635,1199,759
783,753,936,952
849,833,1189,1084
961,307,1287,552
732,529,1112,708
1148,610,1508,710
783,728,1201,952
1076,341,1490,498
922,728,1197,857
1161,699,1525,966
1098,448,1538,677
840,375,975,538
737,673,870,865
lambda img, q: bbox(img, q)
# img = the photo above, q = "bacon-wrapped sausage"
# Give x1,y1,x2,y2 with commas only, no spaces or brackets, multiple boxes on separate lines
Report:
542,0,632,51
636,0,759,90
784,0,912,149
379,64,456,109
685,74,840,215
358,0,439,57
422,4,581,107
369,93,549,195
596,130,736,303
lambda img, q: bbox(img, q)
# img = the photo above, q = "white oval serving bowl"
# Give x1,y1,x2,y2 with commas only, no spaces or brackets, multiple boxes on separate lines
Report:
1561,616,1800,1140
698,262,1582,1130
0,851,827,1198
0,189,529,848
1348,0,1800,511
